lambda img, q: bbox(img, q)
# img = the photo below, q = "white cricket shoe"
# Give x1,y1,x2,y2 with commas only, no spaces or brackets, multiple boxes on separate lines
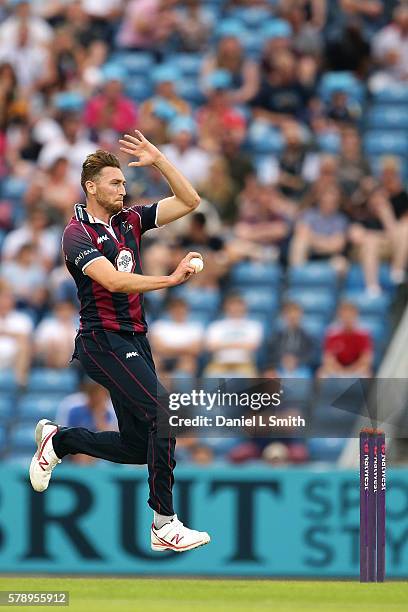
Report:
29,419,62,492
151,515,210,552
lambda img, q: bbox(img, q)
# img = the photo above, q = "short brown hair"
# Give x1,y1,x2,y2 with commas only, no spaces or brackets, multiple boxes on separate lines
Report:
81,150,121,195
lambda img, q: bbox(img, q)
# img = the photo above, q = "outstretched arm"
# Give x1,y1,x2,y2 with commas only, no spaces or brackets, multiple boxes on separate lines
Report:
119,130,200,225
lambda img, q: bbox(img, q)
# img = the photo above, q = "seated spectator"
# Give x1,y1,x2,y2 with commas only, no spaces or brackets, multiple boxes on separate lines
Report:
290,185,348,267
196,69,247,153
235,181,293,260
0,62,28,131
325,90,361,125
174,0,213,53
117,0,178,56
347,161,408,293
1,207,61,272
150,297,204,375
264,302,315,370
371,5,408,91
337,127,371,199
161,116,212,187
280,0,325,56
252,49,315,129
38,109,95,180
57,378,116,464
319,301,373,377
24,156,81,224
205,293,263,375
81,0,124,48
84,63,137,141
34,301,78,368
0,242,47,314
200,21,259,105
0,279,32,386
138,64,191,145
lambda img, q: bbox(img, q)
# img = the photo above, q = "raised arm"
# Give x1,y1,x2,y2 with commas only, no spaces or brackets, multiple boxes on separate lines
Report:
119,130,200,226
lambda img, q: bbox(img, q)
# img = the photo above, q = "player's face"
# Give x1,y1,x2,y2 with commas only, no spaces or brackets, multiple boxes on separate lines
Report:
94,167,127,214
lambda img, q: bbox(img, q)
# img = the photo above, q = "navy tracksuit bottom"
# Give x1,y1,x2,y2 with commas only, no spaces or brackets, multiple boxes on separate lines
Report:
52,330,175,516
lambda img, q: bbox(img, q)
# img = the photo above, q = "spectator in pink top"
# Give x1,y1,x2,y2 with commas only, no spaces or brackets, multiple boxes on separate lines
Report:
84,63,138,137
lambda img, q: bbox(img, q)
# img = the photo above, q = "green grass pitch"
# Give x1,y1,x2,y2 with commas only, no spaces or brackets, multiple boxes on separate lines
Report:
0,577,407,611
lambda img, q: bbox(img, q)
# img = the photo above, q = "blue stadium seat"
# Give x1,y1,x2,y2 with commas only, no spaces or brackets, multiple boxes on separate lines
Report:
229,7,271,29
318,71,365,104
364,131,408,156
373,85,408,105
125,78,153,103
285,289,336,318
170,53,202,77
248,312,275,336
0,426,6,453
0,370,17,392
307,438,346,462
237,288,279,315
176,78,205,105
27,369,78,394
19,394,64,423
316,132,341,154
342,291,390,316
229,261,281,287
110,52,154,77
345,263,393,291
288,263,337,289
301,315,327,341
173,286,221,316
359,316,388,345
0,395,14,425
9,424,37,453
0,176,28,201
247,123,284,154
367,106,408,130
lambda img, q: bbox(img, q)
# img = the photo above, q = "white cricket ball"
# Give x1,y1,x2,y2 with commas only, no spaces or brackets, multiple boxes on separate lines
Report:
190,257,204,273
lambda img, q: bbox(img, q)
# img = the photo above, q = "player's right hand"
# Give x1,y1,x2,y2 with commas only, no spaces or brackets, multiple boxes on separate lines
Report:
168,252,202,286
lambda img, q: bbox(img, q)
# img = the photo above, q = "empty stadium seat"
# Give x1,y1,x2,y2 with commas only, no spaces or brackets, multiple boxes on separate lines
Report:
229,261,281,287
285,289,336,318
0,427,6,453
110,52,154,77
288,263,337,289
316,132,341,154
27,369,78,394
372,85,408,104
307,438,346,462
19,394,64,423
176,78,206,105
364,131,408,156
367,106,408,130
342,290,390,316
9,424,35,453
237,288,279,315
170,53,202,77
345,263,393,291
125,78,153,102
0,370,17,392
319,71,365,104
0,395,14,425
173,286,221,316
247,123,284,154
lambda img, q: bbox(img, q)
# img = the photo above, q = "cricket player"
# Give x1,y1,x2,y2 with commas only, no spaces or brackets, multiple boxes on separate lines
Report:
29,130,210,552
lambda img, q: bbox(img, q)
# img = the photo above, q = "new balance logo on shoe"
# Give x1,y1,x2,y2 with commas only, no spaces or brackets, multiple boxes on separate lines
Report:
126,351,139,359
97,234,109,244
171,534,184,545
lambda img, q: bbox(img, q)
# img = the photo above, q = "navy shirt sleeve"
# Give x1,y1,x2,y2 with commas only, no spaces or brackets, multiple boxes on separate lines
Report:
62,223,104,273
130,203,159,234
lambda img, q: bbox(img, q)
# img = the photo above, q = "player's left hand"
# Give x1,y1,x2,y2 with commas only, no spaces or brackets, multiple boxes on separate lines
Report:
119,130,164,167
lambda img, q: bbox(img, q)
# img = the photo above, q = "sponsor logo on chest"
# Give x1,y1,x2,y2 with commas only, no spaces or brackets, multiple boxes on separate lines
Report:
126,351,139,358
97,234,109,244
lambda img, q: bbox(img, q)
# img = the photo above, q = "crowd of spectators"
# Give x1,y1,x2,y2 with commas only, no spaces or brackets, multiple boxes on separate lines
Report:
1,0,407,465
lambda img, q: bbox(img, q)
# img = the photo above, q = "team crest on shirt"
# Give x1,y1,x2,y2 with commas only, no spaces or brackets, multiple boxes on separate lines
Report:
115,248,135,273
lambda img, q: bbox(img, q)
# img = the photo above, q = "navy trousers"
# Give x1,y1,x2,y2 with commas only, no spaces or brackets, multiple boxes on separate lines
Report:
52,330,175,516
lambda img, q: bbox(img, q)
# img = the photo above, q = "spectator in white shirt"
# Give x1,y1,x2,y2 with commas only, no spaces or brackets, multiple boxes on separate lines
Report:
34,301,78,368
0,242,47,312
371,5,408,90
150,297,204,375
0,0,53,48
205,293,263,375
161,116,213,187
0,279,32,386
